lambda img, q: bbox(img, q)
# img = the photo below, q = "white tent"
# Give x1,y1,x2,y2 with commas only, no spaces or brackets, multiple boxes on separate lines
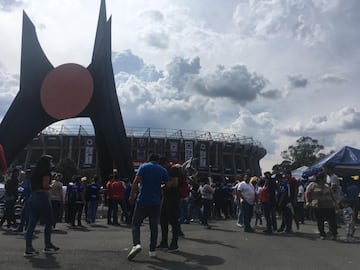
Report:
291,166,308,180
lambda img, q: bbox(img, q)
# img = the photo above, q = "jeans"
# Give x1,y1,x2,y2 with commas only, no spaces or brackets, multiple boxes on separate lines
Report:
68,202,84,226
131,203,160,251
188,199,201,220
0,199,16,227
51,200,61,228
236,200,244,225
314,207,337,237
179,198,189,223
296,202,305,223
279,205,293,232
200,199,212,226
113,199,129,224
26,192,53,249
107,199,114,224
242,201,253,230
87,200,99,223
160,197,180,245
17,200,30,231
262,203,276,232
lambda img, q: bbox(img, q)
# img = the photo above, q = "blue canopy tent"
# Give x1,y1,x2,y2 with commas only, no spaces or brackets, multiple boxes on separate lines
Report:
302,146,360,178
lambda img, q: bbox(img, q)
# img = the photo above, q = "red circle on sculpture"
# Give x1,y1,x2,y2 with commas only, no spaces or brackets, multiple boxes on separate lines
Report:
40,63,94,120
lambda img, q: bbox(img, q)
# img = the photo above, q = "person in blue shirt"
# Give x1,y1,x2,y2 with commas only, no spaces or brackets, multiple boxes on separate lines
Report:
15,169,32,233
69,176,85,227
127,154,170,260
86,175,101,224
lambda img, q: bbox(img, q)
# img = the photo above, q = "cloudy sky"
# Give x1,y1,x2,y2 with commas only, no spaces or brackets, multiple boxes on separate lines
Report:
1,0,360,172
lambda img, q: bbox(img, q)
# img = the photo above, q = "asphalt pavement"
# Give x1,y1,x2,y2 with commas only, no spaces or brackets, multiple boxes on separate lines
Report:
0,217,359,270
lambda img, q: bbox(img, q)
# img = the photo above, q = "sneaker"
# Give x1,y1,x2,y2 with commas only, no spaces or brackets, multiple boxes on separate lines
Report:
320,236,325,240
43,245,60,254
236,223,244,228
156,242,168,250
24,249,40,257
148,251,157,257
127,244,142,261
168,244,179,252
13,228,23,233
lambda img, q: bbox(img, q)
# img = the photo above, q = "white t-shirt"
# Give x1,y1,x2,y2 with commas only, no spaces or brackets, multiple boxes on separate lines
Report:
237,182,255,205
297,184,305,203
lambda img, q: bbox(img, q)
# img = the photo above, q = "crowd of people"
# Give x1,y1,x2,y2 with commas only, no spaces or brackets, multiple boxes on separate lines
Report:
0,154,359,259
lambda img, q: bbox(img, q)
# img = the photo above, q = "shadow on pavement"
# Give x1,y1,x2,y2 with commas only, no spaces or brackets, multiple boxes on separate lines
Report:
139,250,225,270
184,237,237,249
52,229,68,235
26,254,61,269
89,224,108,228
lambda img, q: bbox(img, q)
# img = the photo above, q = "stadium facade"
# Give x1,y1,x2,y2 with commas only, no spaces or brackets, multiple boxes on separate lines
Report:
12,125,267,180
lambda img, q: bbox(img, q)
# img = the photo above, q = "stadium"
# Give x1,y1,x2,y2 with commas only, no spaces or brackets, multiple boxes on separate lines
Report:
11,125,267,181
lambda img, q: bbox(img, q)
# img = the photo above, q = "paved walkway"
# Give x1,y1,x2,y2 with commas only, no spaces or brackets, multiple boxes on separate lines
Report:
0,218,359,270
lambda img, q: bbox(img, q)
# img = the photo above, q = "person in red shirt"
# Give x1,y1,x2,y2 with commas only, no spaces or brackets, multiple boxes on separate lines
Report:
111,175,129,225
106,176,115,225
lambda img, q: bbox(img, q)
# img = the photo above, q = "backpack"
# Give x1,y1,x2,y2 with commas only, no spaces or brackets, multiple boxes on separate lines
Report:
67,184,77,203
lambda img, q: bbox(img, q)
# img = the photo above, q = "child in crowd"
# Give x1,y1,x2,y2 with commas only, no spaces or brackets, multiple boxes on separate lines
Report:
342,199,356,242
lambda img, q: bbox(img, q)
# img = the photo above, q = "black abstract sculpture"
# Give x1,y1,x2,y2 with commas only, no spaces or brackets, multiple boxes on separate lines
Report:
0,0,134,181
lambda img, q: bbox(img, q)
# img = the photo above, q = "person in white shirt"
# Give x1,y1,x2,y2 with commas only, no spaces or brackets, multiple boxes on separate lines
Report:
198,178,215,229
237,174,255,232
233,175,244,227
296,181,305,224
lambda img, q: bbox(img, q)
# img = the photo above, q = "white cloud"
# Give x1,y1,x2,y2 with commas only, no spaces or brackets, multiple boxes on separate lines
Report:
113,50,163,82
0,0,24,11
232,0,331,46
284,106,360,136
189,64,269,105
228,109,277,154
320,73,347,84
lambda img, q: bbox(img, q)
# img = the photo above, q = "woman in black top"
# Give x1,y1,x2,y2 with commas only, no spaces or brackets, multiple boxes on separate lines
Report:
24,155,59,257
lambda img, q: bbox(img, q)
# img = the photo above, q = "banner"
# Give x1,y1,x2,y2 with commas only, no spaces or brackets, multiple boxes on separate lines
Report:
82,137,94,168
199,142,207,169
184,141,193,161
169,141,178,159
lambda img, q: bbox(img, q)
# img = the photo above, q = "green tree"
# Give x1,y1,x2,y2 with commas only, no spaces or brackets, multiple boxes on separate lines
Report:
56,158,78,184
281,136,324,170
272,160,292,174
271,136,325,173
